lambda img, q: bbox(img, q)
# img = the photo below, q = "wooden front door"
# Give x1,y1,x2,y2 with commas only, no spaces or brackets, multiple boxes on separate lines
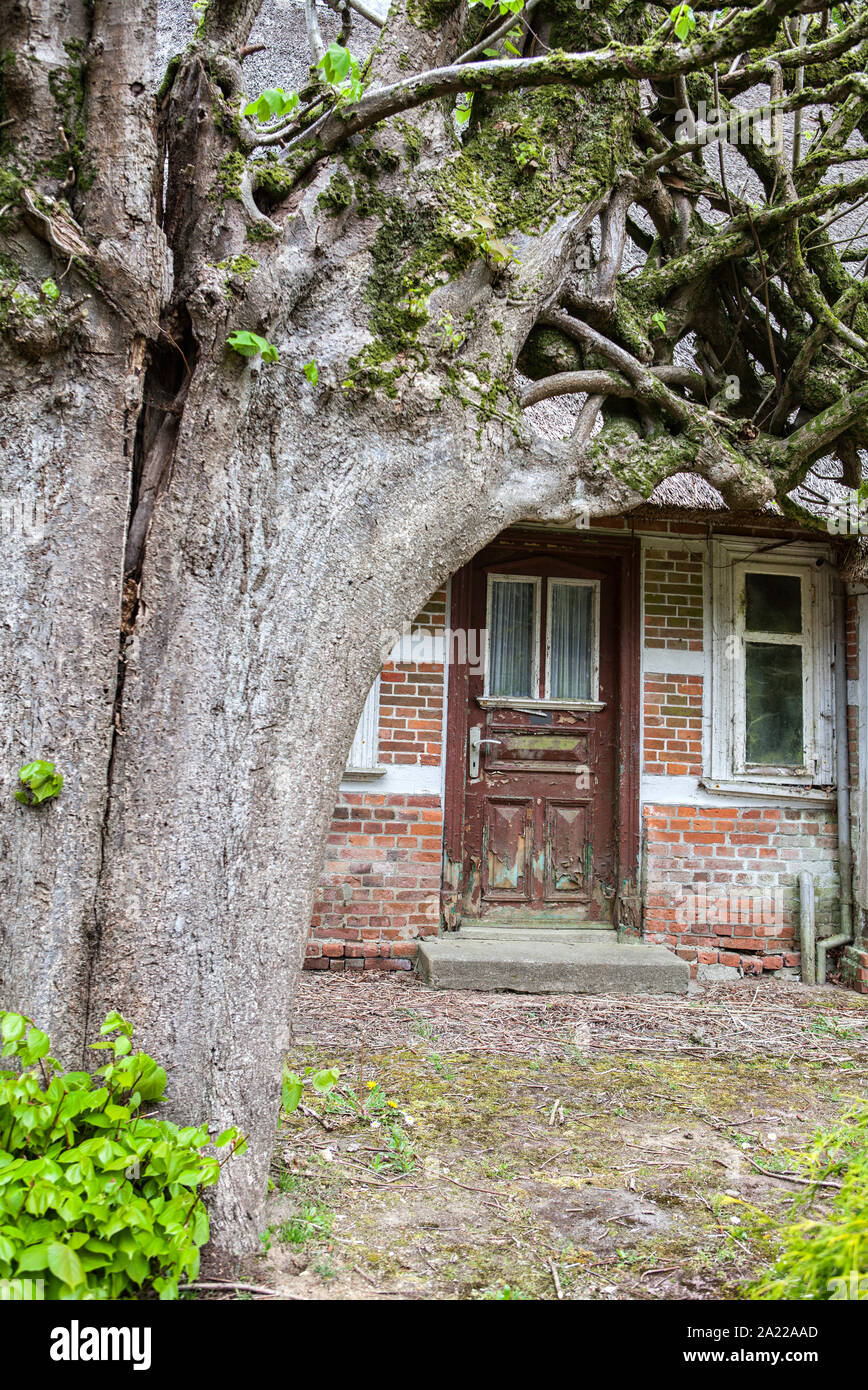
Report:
448,535,637,927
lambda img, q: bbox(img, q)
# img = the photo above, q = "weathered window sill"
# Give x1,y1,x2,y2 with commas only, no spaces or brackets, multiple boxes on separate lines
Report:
477,697,606,712
699,776,836,804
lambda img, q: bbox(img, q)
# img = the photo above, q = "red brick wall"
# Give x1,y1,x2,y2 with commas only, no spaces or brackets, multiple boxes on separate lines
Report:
306,794,442,972
643,547,704,649
379,591,445,768
643,804,840,976
306,591,447,972
379,665,443,766
643,674,703,776
846,597,861,930
842,944,868,995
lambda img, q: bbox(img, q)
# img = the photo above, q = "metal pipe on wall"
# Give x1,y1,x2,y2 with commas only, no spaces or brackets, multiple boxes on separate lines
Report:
817,583,854,984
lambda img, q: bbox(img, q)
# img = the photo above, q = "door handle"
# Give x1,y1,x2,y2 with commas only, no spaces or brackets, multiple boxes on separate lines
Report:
468,726,502,777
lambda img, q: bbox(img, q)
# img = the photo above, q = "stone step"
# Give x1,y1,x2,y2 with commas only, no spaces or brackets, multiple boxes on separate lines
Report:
462,913,610,929
416,936,689,996
460,925,618,945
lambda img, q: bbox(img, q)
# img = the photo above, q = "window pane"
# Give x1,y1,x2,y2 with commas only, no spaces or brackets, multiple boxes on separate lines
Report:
549,583,593,700
745,642,803,765
488,580,536,697
745,572,802,635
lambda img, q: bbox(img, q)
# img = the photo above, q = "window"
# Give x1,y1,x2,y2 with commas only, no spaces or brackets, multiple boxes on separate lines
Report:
344,675,385,779
708,538,834,791
486,576,539,699
484,572,600,706
741,571,805,768
547,578,597,701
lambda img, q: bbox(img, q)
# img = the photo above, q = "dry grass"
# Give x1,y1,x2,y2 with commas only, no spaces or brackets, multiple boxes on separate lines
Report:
292,970,868,1064
222,973,868,1302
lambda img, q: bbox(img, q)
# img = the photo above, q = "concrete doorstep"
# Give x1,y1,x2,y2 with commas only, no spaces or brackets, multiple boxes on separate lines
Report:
416,930,689,995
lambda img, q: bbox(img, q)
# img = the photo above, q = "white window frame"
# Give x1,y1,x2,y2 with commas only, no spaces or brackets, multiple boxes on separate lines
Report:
707,536,835,793
344,675,385,779
544,576,601,703
483,573,541,700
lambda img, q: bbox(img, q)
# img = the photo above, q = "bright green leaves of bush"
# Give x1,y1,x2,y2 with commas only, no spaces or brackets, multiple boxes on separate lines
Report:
281,1064,339,1114
15,759,63,807
670,4,696,41
470,213,514,267
319,43,353,85
318,44,364,105
470,0,524,58
46,1241,84,1289
88,1012,168,1103
744,1099,868,1300
0,1010,244,1299
243,46,363,125
226,329,279,364
243,86,300,124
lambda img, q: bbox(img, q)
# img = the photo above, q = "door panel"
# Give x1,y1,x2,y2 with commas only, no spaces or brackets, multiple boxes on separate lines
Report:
482,798,532,902
545,800,592,901
461,543,621,925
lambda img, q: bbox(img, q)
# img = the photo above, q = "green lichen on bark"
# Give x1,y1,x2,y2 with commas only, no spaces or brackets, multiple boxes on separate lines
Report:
546,0,652,50
317,169,354,215
407,0,461,32
585,422,691,497
217,253,258,293
0,164,21,230
251,153,296,201
45,40,94,191
212,151,246,203
0,255,74,356
518,326,584,379
214,149,298,208
437,80,634,240
246,220,279,243
344,54,638,397
443,360,523,441
393,118,424,164
345,187,444,390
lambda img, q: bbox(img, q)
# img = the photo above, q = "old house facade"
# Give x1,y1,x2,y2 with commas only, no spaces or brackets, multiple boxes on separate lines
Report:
306,490,868,994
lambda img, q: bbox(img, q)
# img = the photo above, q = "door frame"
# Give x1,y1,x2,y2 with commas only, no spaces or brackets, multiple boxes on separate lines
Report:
441,528,641,930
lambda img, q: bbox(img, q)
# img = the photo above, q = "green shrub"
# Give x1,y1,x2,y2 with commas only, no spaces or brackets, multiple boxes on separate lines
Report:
0,1009,244,1299
745,1099,868,1300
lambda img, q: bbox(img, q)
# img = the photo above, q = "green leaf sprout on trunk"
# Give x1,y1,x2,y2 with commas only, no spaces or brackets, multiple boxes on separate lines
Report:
15,759,63,806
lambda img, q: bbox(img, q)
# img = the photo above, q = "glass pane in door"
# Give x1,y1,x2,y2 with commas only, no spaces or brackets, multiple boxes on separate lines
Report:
548,581,594,700
487,578,536,697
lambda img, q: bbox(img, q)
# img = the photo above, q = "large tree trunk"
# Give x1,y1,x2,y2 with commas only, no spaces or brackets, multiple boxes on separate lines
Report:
0,0,164,1049
85,297,617,1243
1,2,641,1250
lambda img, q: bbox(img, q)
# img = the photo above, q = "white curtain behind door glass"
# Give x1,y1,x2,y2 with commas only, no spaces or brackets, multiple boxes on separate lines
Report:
488,579,535,697
549,582,593,700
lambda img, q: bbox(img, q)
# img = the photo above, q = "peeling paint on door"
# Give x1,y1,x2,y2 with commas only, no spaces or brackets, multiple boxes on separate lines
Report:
459,543,622,925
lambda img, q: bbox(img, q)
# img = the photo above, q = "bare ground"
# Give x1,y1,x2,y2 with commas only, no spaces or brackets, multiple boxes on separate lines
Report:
228,973,868,1302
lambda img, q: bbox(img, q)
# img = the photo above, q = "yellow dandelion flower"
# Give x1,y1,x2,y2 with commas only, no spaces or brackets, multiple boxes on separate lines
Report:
387,1099,398,1108
366,1080,377,1090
